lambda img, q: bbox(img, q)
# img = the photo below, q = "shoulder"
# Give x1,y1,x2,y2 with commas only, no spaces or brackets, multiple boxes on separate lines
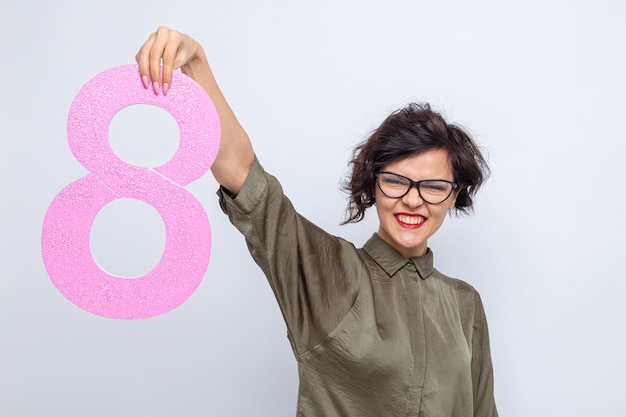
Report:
430,268,485,317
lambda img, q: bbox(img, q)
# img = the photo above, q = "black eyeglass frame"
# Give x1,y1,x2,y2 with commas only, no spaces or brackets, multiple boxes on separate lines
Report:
376,171,458,204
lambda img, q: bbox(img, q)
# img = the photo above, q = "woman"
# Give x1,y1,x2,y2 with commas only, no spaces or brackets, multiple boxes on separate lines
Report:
137,27,498,417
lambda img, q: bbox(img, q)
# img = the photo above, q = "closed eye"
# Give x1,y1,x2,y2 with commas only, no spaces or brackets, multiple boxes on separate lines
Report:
382,177,407,186
422,183,448,192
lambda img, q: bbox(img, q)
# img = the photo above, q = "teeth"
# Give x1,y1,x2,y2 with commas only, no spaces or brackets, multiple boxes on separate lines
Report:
397,215,424,225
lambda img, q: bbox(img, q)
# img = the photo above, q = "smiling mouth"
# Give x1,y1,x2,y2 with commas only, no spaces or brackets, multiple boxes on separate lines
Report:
396,214,425,226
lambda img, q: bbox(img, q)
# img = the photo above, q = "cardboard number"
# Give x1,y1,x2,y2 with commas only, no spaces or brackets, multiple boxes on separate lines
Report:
41,65,220,319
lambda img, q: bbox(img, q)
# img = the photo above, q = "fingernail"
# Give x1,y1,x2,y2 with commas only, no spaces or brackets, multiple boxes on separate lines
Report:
152,81,160,95
163,83,169,96
142,75,150,89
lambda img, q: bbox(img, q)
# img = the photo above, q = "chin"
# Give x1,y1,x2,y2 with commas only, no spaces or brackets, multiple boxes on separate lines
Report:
391,238,428,258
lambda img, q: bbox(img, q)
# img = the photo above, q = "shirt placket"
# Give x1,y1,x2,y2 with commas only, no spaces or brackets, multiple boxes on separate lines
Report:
401,260,427,416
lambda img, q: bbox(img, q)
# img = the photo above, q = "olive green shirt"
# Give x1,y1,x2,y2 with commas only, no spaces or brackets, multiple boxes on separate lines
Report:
218,157,498,417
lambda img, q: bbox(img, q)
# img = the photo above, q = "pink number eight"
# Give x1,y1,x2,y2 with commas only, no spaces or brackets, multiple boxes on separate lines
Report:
41,64,220,319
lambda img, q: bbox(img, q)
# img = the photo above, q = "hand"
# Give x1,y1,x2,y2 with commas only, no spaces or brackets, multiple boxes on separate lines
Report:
135,26,255,194
135,26,203,95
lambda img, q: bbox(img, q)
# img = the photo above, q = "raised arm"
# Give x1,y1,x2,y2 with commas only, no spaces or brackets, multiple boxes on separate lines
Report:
136,26,254,195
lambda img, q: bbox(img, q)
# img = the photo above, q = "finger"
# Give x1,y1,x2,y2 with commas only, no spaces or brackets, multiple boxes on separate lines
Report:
136,32,156,89
161,34,183,96
147,27,172,94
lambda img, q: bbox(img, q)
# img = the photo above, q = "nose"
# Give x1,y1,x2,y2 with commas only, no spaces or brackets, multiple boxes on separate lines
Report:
402,185,424,207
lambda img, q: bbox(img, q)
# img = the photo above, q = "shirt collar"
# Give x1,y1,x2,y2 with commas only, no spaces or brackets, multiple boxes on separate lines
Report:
362,233,434,280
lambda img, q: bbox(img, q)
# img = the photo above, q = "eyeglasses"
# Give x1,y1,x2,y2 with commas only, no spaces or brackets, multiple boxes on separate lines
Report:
376,171,457,204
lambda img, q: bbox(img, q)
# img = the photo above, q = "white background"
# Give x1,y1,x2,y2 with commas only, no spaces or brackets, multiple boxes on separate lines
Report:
2,0,625,416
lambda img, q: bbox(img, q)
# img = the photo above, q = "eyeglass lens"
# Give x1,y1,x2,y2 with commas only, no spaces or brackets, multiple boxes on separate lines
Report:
378,172,454,204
